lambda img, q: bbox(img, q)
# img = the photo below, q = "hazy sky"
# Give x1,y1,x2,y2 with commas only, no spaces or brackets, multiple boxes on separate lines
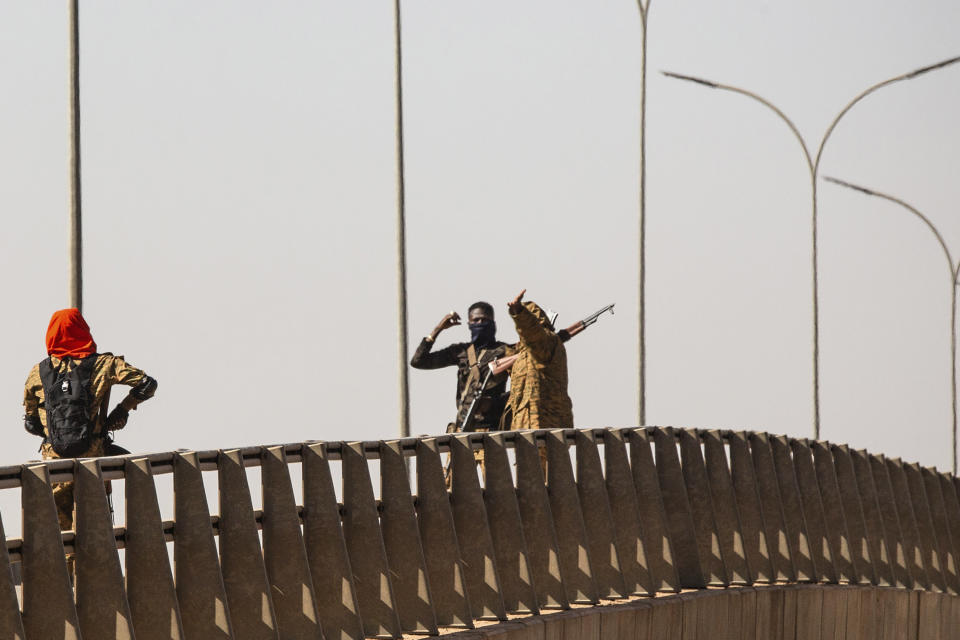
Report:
2,1,959,473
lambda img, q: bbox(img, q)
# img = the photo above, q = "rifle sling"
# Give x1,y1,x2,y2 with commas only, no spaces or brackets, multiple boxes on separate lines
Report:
458,344,484,409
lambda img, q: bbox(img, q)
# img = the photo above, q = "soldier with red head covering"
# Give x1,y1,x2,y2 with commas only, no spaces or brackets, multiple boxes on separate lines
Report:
23,308,157,530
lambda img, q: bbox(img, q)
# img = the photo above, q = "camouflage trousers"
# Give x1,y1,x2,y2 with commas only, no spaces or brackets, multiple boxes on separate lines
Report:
42,439,107,531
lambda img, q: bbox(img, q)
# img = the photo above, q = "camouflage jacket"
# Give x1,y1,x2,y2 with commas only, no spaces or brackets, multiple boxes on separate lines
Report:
507,302,574,431
24,353,152,459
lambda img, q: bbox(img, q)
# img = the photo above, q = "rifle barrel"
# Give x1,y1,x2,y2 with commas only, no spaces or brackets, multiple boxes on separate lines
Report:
581,303,615,327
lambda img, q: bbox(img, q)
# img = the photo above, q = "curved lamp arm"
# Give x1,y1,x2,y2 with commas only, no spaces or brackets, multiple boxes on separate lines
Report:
662,71,814,174
815,55,960,173
824,176,955,277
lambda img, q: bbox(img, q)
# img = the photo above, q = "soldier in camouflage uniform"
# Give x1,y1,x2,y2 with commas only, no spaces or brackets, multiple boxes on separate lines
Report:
23,309,157,531
411,301,512,433
505,290,573,431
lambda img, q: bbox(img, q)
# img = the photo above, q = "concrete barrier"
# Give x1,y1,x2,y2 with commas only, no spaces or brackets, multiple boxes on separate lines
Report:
1,427,958,638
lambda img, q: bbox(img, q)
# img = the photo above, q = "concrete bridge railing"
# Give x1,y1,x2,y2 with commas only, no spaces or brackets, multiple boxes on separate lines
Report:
0,427,957,639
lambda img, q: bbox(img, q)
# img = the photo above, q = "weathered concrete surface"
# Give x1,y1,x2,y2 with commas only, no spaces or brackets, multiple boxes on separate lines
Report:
4,427,960,638
218,449,278,639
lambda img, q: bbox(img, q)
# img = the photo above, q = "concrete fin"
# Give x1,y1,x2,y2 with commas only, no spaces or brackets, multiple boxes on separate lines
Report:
809,442,860,584
885,458,932,590
937,473,960,565
702,430,750,585
20,463,81,639
0,512,24,640
513,431,568,610
412,438,473,627
924,469,960,594
75,459,136,639
652,428,705,589
601,429,656,595
573,430,628,598
677,429,728,586
217,449,279,639
904,463,948,594
728,432,775,583
261,446,323,638
481,432,539,614
788,439,837,583
837,446,887,586
904,463,956,592
544,430,600,604
449,434,507,620
864,452,913,588
749,433,796,582
174,451,235,638
627,429,680,592
301,444,365,640
124,457,185,640
939,474,960,577
378,441,438,634
768,436,816,582
340,442,402,638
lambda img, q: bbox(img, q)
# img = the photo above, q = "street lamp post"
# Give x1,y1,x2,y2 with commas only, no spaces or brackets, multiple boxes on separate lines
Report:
825,176,960,474
69,0,82,312
636,0,651,427
394,0,411,440
663,55,960,440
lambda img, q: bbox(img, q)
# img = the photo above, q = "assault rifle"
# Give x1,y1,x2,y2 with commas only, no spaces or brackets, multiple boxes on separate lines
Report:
458,303,615,431
458,367,496,433
557,303,614,342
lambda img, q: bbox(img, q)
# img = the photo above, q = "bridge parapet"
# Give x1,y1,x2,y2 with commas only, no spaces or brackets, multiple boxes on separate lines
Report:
0,427,956,638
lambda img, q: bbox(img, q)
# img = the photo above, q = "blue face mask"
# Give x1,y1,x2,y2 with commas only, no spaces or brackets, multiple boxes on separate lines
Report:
469,320,496,347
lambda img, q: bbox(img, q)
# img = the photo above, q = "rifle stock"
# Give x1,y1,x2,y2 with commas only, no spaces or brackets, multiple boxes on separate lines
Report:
489,354,519,376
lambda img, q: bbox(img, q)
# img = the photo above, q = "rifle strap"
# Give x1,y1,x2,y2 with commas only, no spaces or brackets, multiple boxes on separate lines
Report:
458,344,486,410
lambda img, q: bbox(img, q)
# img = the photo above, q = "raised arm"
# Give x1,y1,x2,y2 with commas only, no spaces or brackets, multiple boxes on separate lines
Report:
410,311,462,369
507,290,559,364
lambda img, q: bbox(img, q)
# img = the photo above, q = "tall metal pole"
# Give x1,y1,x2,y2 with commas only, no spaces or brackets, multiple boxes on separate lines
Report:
954,280,958,474
663,54,960,440
636,0,651,426
69,0,82,312
825,176,960,474
394,0,411,439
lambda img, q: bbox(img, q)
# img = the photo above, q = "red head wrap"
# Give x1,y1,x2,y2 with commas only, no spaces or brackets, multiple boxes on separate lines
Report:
45,309,97,359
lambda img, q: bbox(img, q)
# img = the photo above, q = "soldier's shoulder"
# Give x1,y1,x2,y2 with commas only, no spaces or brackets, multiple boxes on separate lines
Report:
24,361,42,384
94,352,126,369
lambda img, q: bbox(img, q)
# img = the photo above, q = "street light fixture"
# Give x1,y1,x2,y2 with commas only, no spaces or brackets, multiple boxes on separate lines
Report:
663,55,960,440
825,176,960,474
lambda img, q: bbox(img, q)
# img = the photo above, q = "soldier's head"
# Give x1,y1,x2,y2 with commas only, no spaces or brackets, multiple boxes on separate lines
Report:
46,308,97,359
468,301,496,346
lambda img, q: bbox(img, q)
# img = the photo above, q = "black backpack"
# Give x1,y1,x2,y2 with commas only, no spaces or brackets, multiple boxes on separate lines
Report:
38,355,98,457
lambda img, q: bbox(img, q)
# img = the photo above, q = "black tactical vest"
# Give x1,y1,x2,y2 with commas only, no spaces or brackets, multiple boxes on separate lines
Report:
38,355,98,457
